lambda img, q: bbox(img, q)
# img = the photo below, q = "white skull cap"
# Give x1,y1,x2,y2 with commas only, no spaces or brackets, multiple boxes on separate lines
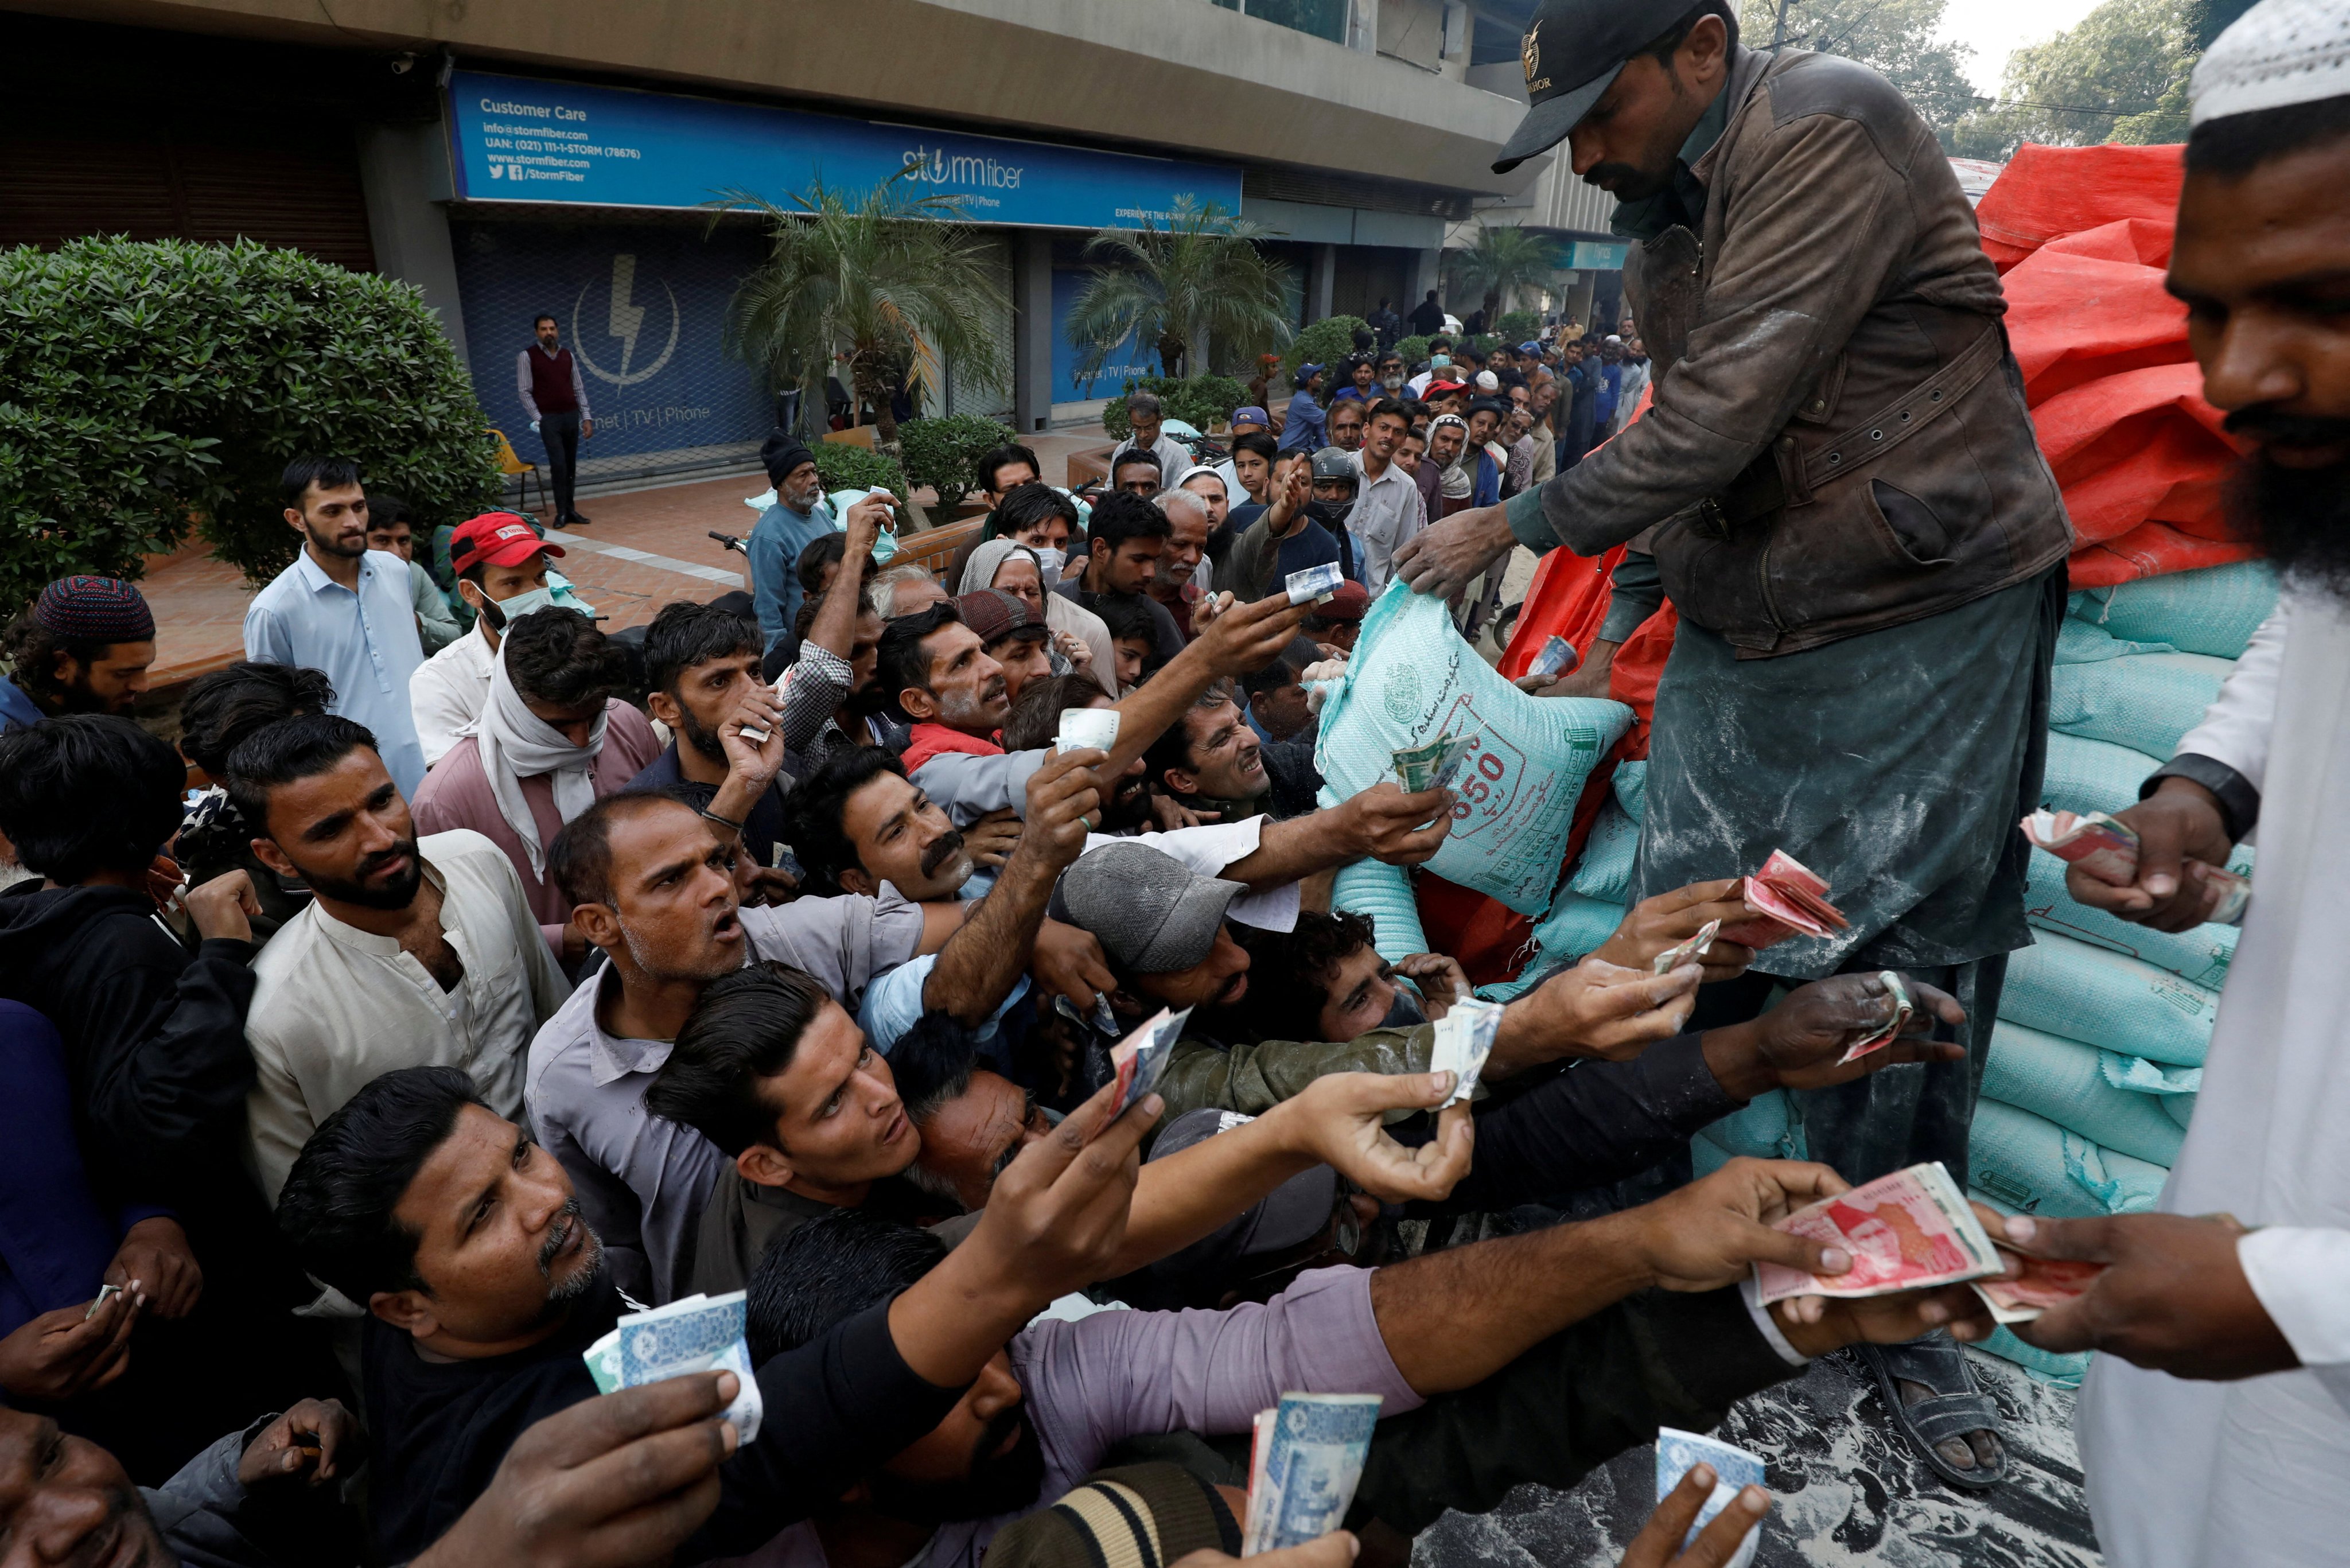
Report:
2191,0,2350,127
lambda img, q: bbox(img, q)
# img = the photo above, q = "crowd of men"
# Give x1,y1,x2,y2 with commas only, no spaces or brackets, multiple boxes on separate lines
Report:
0,1,2343,1565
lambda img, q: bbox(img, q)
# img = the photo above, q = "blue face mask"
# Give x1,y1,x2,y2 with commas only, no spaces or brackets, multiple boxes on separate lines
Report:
1380,988,1427,1030
869,526,898,565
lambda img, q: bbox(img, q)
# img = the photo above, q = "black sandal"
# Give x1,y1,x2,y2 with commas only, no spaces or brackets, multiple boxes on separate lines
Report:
1858,1336,2007,1491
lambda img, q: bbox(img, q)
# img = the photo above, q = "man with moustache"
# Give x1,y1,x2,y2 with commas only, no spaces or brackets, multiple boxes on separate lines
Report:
243,458,429,795
229,713,570,1206
1397,0,2073,1484
2002,10,2350,1562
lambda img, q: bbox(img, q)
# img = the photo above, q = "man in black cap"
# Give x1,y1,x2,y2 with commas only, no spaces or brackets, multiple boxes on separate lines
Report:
748,442,838,655
1396,0,2073,1488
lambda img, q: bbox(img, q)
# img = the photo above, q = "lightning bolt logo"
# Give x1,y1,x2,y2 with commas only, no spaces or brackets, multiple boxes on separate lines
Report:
606,253,646,381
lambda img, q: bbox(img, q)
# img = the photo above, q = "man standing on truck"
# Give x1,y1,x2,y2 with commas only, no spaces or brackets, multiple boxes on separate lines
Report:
1396,0,2072,1488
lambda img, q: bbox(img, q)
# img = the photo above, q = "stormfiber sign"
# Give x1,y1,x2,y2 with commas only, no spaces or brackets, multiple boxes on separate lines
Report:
446,69,1242,229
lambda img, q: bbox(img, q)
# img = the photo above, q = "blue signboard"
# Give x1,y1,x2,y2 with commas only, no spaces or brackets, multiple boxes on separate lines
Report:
1567,239,1629,271
1050,270,1158,405
447,69,1243,231
449,220,774,466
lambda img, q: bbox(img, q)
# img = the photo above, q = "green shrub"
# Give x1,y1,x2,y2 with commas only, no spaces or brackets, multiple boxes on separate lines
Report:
896,414,1017,512
1465,333,1503,359
1392,334,1433,369
812,442,914,528
1495,310,1543,344
1282,316,1369,380
1101,374,1251,441
0,235,500,607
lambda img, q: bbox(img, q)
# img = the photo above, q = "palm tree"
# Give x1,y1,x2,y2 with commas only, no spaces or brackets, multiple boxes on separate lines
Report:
1062,198,1293,384
1450,225,1563,325
721,172,1009,445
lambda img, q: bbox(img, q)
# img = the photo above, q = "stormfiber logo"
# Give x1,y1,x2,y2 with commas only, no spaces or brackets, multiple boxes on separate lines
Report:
901,144,1025,190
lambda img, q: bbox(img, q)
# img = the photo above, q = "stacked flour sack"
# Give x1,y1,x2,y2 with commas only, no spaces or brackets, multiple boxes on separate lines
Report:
1959,559,2273,1382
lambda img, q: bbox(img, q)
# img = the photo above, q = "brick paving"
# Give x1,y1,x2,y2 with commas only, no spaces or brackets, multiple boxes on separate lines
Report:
139,430,1112,694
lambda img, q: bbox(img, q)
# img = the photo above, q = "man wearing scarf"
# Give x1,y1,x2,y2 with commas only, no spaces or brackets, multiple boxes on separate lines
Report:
1427,414,1476,518
411,608,661,961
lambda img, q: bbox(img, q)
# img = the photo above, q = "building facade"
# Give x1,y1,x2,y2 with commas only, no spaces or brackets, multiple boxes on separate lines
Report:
2,1,1541,488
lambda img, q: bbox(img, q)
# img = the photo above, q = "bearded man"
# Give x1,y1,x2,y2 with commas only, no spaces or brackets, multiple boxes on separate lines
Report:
1983,8,2350,1563
230,713,570,1207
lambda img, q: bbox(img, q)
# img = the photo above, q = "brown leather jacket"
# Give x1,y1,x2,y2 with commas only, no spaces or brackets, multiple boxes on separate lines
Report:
1505,48,2072,657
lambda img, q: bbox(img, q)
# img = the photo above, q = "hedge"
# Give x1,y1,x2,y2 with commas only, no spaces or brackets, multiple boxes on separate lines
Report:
0,235,500,608
812,442,915,528
896,414,1017,512
1282,316,1369,380
1495,310,1544,344
1392,334,1433,369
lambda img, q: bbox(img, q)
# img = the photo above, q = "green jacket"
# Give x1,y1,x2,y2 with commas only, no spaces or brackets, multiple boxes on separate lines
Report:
1155,1024,1433,1120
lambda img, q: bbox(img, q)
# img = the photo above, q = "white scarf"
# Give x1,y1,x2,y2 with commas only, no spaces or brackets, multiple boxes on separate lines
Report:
473,644,606,878
1430,415,1473,500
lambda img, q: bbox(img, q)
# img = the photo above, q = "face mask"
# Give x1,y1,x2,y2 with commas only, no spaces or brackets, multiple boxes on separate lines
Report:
1030,544,1066,585
1306,497,1355,529
1430,355,1452,370
869,527,898,565
1379,988,1427,1030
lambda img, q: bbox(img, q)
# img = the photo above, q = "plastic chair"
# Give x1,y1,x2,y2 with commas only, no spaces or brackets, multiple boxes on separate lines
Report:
487,427,543,516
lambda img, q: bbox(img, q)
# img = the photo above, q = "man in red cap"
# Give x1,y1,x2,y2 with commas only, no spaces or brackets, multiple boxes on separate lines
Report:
410,514,575,768
0,577,155,734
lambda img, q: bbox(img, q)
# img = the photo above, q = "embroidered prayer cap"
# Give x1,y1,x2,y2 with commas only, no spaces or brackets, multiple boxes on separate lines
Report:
32,577,154,643
2192,0,2350,127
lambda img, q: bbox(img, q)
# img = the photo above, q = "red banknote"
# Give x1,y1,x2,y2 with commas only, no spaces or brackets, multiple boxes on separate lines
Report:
1717,850,1851,950
1753,1162,2003,1304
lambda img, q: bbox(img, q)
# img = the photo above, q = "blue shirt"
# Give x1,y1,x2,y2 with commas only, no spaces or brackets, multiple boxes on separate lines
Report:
748,499,838,652
1278,390,1327,453
0,678,43,734
243,548,426,794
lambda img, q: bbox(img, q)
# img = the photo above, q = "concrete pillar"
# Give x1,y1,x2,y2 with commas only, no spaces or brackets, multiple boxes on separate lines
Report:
355,120,469,365
1410,247,1442,317
1309,243,1336,324
1013,231,1055,433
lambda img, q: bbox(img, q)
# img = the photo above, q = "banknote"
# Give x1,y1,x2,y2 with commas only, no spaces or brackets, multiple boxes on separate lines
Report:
1428,995,1502,1107
1091,1005,1192,1141
1243,1393,1382,1555
1652,919,1721,975
1286,563,1345,605
1834,970,1915,1065
583,1290,764,1442
2020,808,2250,924
1716,850,1850,949
1394,733,1481,792
1244,1407,1279,1555
1528,635,1579,679
1752,1161,2004,1305
1056,707,1120,754
1656,1427,1765,1568
84,1283,121,1321
1974,1252,2107,1324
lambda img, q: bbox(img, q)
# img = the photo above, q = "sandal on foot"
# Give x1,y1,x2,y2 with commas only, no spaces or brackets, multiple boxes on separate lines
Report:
1858,1337,2006,1491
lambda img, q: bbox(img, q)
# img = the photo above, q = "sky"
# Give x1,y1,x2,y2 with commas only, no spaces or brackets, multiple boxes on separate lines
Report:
1935,0,2108,95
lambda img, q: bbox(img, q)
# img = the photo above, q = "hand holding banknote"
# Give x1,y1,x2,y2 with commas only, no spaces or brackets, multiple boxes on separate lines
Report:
1623,1463,1770,1568
1705,972,1965,1095
2052,779,2242,933
1983,1209,2298,1379
1278,1071,1474,1205
1503,955,1702,1068
1592,881,1758,983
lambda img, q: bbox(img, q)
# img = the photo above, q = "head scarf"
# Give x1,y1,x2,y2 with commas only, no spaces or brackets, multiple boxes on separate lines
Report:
959,536,1043,597
471,643,608,878
1429,414,1473,500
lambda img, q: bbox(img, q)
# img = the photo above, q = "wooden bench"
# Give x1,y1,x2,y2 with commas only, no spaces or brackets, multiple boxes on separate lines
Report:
898,517,984,582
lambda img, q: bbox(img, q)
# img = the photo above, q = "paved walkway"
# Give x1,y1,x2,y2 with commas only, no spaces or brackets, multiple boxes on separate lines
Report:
140,430,1110,691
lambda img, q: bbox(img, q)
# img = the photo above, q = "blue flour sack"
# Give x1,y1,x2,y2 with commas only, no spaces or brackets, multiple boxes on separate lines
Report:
2000,932,2218,1067
1567,799,1640,904
2022,849,2236,990
1969,1099,2170,1218
2049,651,2232,762
1329,859,1427,965
1317,585,1631,915
2039,732,2167,822
2055,617,2176,665
1982,1022,2185,1168
2071,560,2277,659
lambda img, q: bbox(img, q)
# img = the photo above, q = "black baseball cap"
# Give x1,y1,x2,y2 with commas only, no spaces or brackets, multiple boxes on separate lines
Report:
1493,0,1678,173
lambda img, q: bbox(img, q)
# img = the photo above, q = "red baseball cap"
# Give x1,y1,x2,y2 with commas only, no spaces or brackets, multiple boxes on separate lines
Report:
449,513,564,575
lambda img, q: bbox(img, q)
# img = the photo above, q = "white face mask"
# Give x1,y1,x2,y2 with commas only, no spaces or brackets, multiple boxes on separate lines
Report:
1029,544,1066,585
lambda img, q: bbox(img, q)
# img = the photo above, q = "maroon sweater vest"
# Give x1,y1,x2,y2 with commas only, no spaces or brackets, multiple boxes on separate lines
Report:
527,346,580,415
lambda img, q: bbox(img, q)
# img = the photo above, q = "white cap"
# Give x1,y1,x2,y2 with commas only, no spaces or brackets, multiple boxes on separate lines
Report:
1474,371,1500,392
2191,0,2350,127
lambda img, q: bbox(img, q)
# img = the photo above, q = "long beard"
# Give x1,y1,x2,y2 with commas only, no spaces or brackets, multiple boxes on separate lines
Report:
2244,450,2350,602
